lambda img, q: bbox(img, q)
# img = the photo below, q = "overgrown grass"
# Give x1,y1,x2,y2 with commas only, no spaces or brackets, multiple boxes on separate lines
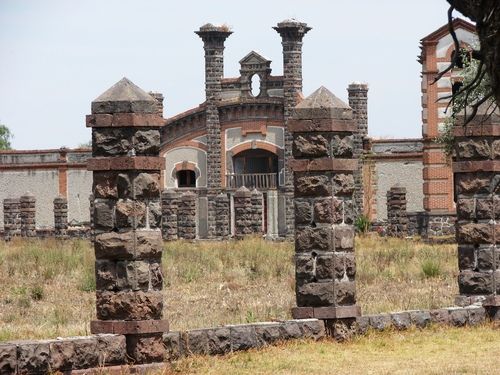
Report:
0,235,458,341
159,324,500,375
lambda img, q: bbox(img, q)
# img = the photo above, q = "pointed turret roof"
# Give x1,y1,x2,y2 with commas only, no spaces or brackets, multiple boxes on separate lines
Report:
91,77,157,114
293,86,352,120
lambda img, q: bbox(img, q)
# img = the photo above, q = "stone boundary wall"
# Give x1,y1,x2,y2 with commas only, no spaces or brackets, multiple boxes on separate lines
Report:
1,305,494,373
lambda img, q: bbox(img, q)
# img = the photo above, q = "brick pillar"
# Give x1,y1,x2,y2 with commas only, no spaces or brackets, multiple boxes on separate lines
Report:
215,192,230,239
161,190,179,241
289,86,360,339
196,24,232,239
251,188,263,234
386,185,408,237
453,115,499,312
178,192,197,240
3,198,21,240
20,192,36,237
274,20,311,238
348,83,368,218
87,77,168,363
53,196,68,238
234,186,253,240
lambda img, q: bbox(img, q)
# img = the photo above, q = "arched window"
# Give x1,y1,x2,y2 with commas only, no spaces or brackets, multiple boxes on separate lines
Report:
177,170,196,188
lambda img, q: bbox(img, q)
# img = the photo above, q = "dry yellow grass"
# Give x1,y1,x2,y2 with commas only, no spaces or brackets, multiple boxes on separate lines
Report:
159,324,500,375
0,235,458,341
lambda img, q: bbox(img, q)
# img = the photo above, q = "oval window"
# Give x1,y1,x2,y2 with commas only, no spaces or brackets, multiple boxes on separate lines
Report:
250,74,261,97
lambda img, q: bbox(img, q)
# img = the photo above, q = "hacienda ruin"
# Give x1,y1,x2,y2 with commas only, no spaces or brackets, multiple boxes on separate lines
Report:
0,14,498,374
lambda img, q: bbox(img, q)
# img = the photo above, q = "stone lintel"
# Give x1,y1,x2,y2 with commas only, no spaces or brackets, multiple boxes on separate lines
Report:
291,306,361,320
289,158,357,172
87,157,165,171
452,160,500,173
86,113,165,128
288,118,357,133
90,320,169,335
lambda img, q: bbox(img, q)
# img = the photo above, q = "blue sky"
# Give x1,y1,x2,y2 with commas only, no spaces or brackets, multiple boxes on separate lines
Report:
0,0,453,149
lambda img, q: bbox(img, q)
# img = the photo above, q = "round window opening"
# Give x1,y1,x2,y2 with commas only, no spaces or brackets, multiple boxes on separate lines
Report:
250,74,261,97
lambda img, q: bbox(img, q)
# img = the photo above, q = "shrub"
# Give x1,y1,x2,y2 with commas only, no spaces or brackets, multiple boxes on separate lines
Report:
355,215,371,234
421,259,442,278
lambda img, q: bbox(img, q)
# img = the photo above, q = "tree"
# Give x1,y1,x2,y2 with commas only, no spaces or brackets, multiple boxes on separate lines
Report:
0,124,13,150
443,1,500,115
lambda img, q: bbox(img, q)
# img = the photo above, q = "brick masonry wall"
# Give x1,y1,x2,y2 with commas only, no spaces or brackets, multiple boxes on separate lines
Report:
215,192,230,239
3,198,21,239
386,186,408,237
234,186,253,239
53,196,68,238
161,190,179,241
178,192,197,240
20,192,36,237
251,189,263,234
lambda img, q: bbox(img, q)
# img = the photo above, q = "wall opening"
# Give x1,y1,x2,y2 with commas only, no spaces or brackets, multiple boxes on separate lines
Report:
250,74,261,97
177,170,196,188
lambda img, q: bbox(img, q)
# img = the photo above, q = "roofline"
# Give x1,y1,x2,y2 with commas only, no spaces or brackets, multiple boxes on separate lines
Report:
420,18,475,42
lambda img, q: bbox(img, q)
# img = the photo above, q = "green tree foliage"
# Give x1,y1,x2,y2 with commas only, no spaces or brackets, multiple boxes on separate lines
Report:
436,50,495,156
0,124,13,150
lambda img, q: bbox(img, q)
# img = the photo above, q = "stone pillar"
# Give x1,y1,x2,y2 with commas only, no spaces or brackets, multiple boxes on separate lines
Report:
195,24,232,239
266,190,279,239
3,198,21,240
234,186,253,240
20,192,36,237
178,192,197,240
289,86,360,339
53,196,68,238
251,189,263,235
386,185,408,237
453,114,499,310
89,193,95,242
161,190,179,241
148,92,164,117
347,83,368,218
215,193,230,239
86,77,168,363
274,20,311,238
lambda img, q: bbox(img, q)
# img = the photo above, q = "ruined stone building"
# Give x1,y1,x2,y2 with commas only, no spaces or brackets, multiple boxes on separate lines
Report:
0,19,478,239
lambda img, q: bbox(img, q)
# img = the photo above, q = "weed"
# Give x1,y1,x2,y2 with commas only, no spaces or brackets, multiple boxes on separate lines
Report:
421,259,442,278
30,285,44,301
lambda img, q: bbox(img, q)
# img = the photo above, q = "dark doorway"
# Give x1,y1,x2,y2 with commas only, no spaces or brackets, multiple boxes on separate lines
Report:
177,170,196,188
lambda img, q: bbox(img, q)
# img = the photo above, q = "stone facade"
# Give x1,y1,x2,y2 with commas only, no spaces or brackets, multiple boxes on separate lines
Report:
251,189,263,234
161,190,179,241
3,198,21,240
178,192,197,240
87,78,168,363
215,192,230,239
274,20,311,238
53,196,68,238
289,86,360,337
234,186,253,239
20,192,36,237
348,83,368,218
453,114,500,307
386,186,408,237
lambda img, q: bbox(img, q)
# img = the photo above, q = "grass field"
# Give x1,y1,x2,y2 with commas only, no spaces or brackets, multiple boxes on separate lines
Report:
0,235,458,341
161,324,500,375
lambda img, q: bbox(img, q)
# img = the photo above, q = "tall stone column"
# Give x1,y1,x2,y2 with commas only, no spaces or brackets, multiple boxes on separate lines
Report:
20,192,36,237
86,78,168,363
3,198,21,240
289,86,360,339
251,189,263,235
196,24,232,239
348,83,368,218
215,193,230,239
386,185,408,237
274,20,311,238
453,113,499,311
53,196,68,238
161,190,179,241
234,186,253,240
178,192,197,240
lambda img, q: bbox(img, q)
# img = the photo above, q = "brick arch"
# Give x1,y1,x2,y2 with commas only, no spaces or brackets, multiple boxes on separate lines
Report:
444,42,473,62
230,141,281,156
171,161,201,187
